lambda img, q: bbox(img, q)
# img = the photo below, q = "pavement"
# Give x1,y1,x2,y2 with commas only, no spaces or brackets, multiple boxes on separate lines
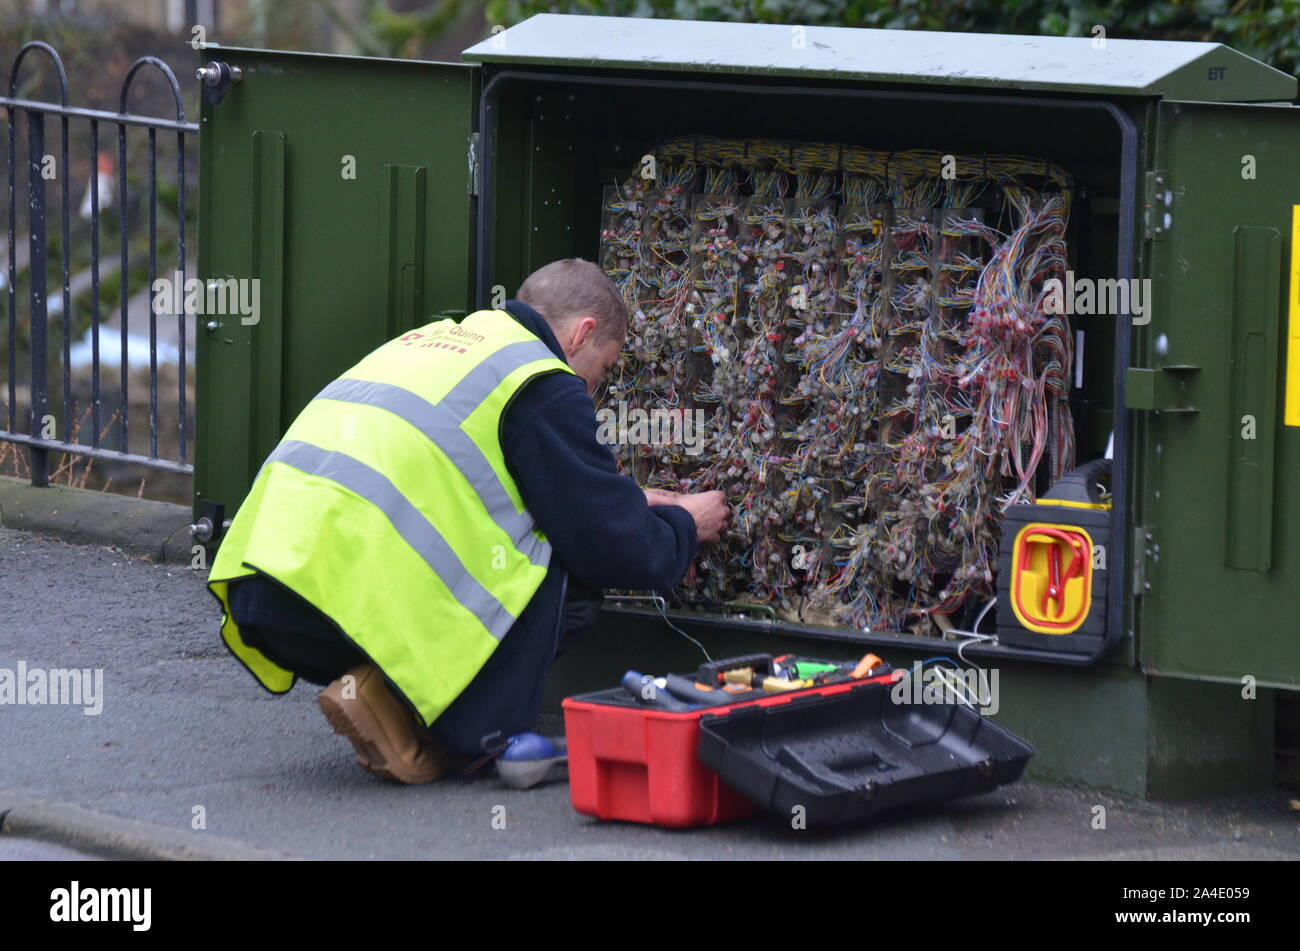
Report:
0,476,195,564
2,524,1300,860
0,838,101,860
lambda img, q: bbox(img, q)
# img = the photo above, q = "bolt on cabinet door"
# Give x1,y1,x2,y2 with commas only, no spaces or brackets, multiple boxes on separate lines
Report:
1136,100,1300,687
195,49,479,519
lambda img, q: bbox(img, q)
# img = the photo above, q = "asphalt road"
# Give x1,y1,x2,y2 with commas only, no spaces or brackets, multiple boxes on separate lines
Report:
0,838,101,860
2,526,1299,860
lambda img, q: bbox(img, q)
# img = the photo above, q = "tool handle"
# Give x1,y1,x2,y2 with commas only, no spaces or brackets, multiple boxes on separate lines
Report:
1021,529,1087,583
696,653,775,686
665,673,747,707
759,676,813,693
621,671,700,712
850,653,885,678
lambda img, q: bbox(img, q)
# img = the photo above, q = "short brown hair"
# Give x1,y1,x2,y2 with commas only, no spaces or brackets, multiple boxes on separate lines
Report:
516,258,628,346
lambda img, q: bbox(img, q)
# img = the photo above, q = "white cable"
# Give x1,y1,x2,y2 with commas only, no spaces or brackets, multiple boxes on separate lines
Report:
930,667,979,709
606,594,712,661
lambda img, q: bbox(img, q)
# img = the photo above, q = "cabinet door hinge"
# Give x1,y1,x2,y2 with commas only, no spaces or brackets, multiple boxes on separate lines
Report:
1144,171,1173,241
467,132,481,197
1133,525,1158,595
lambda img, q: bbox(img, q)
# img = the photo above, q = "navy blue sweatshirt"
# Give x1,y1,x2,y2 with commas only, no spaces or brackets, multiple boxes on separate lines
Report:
496,299,697,587
229,300,697,754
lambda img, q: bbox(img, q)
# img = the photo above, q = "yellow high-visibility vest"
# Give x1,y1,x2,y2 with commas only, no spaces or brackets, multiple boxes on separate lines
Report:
208,310,575,726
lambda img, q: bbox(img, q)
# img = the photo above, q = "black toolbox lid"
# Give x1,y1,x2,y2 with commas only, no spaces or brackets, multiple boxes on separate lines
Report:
697,679,1035,825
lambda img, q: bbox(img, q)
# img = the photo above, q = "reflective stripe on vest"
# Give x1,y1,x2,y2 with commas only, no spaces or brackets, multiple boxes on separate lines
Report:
313,364,550,568
265,439,519,640
208,310,574,726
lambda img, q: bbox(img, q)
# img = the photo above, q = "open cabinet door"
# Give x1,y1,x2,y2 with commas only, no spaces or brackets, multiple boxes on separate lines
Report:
195,49,479,520
1133,100,1300,687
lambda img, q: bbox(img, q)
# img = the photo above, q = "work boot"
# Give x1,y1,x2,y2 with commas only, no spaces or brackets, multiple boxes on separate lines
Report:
317,664,449,784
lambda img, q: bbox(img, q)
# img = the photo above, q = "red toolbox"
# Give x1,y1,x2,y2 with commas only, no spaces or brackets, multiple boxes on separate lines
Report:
562,655,902,828
563,653,1035,829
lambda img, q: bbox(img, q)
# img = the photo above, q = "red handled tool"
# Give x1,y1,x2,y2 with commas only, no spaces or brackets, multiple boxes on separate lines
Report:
1020,528,1086,619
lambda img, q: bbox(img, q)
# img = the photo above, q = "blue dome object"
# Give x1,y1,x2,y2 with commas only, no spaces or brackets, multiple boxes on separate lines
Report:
501,732,558,761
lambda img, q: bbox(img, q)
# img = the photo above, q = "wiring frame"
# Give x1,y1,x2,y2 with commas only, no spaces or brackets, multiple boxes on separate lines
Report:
475,67,1138,667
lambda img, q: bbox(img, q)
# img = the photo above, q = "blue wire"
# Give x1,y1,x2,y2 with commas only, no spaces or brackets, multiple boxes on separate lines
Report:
901,656,963,676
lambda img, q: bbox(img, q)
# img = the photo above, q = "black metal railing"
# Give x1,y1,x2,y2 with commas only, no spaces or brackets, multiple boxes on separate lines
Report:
1,41,197,486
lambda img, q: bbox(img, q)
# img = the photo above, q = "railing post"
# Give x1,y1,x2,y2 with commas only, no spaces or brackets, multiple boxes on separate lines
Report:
1,44,197,483
27,107,48,487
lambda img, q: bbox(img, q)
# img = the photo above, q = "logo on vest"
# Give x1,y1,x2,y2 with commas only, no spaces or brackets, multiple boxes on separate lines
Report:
398,324,486,354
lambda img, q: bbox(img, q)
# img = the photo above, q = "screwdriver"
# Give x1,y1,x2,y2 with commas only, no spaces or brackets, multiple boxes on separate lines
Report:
664,673,756,706
721,667,814,692
621,670,700,711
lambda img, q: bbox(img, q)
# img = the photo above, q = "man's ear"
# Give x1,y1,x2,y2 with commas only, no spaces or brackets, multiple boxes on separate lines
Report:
570,315,598,351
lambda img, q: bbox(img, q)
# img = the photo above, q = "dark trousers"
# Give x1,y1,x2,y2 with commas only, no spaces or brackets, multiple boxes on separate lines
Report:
229,568,603,756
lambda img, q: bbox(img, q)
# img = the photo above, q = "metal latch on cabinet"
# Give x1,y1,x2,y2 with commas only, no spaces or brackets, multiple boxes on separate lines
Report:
190,501,230,545
718,602,776,629
1126,364,1200,413
196,61,243,106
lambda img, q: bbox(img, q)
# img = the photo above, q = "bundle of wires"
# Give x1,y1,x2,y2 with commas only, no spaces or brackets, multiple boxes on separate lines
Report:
598,136,1074,637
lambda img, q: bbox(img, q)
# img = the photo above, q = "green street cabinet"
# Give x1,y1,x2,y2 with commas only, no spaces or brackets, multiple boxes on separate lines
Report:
195,14,1300,797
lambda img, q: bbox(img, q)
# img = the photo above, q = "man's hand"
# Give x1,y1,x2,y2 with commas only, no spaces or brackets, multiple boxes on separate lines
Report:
643,488,680,507
674,490,729,544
